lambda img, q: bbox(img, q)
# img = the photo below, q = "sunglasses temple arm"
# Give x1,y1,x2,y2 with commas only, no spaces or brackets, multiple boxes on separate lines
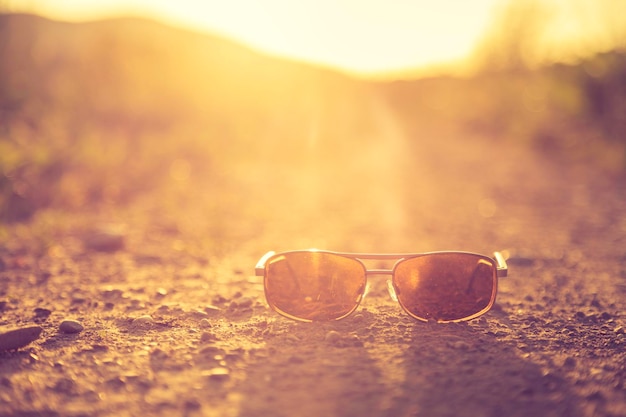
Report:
494,251,508,278
255,251,276,276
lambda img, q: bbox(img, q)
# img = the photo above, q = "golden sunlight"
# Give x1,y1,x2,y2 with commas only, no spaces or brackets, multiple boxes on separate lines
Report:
9,0,500,76
8,0,625,77
6,0,626,76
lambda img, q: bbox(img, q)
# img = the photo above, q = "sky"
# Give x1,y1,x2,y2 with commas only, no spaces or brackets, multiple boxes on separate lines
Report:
4,0,502,76
4,0,625,77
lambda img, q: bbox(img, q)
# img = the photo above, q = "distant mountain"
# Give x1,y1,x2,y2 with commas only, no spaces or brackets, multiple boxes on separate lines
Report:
0,13,369,142
1,13,623,222
0,13,381,218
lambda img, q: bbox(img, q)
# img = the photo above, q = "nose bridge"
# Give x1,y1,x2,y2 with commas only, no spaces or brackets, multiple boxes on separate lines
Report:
363,269,398,302
360,256,402,277
365,269,394,276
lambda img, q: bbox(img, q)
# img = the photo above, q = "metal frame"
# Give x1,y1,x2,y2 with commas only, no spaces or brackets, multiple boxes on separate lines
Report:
256,249,508,278
255,249,509,322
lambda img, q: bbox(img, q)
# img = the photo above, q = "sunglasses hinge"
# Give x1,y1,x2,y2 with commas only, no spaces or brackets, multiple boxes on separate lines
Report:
494,251,508,278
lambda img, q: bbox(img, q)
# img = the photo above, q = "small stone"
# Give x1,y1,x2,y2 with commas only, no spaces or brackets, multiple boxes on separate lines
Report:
447,340,471,350
286,333,300,342
200,331,218,343
105,376,127,388
71,296,87,304
52,377,77,393
83,227,126,252
348,334,363,347
202,367,230,381
289,355,305,364
600,311,612,321
199,319,212,328
132,315,154,326
1,377,11,389
350,313,365,323
325,330,341,344
0,325,43,351
563,356,577,368
586,391,605,402
184,399,201,410
212,295,227,305
33,308,52,320
186,310,209,319
101,288,124,299
59,320,84,334
204,305,221,314
237,298,254,308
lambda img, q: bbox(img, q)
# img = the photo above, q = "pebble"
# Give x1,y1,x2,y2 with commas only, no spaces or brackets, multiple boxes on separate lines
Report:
52,377,77,393
187,310,209,319
599,311,612,321
200,331,218,343
132,315,154,326
0,325,43,351
447,340,471,350
350,313,365,323
563,356,577,368
202,367,230,381
184,399,201,410
33,308,52,320
236,298,254,309
83,227,126,252
286,333,300,343
325,330,342,344
59,320,84,334
204,305,221,315
199,319,212,328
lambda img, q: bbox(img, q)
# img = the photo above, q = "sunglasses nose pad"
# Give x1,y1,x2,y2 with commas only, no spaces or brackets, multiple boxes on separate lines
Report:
386,280,398,302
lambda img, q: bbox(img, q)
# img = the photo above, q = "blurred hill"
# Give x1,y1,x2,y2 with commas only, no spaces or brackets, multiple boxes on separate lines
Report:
0,13,376,223
381,51,626,166
0,13,625,226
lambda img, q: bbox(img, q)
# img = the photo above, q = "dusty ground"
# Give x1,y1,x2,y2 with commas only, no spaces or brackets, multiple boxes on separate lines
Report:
1,96,625,417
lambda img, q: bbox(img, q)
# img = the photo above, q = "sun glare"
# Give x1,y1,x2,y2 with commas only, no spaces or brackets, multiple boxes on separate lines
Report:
6,0,625,76
10,0,500,76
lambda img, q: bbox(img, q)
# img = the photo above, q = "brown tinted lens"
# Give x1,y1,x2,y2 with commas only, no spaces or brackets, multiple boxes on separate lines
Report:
264,252,367,322
393,253,497,322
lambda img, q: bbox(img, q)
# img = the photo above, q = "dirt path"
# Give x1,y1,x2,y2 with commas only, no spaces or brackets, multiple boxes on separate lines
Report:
1,93,625,417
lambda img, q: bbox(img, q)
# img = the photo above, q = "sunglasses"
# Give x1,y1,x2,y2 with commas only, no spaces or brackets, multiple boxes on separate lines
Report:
255,250,508,323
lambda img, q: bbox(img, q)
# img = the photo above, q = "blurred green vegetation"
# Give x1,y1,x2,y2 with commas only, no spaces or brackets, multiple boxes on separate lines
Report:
0,12,625,225
0,13,372,224
384,51,626,169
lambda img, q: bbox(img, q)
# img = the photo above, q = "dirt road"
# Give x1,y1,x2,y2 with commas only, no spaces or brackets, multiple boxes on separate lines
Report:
1,93,625,417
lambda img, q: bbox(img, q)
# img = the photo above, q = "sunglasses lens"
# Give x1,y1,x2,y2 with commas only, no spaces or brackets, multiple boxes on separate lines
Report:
264,252,367,322
393,253,497,322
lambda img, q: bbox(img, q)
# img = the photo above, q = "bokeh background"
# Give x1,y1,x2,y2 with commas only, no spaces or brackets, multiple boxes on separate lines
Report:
1,0,625,253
